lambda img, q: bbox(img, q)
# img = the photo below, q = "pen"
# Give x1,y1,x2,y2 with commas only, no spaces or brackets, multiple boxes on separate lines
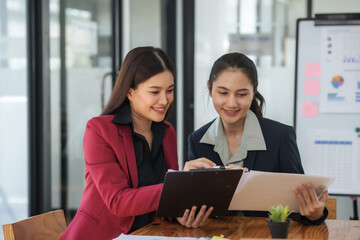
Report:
213,165,230,169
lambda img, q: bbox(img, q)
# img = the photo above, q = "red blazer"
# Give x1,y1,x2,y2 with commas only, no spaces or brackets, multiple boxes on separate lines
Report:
60,115,178,240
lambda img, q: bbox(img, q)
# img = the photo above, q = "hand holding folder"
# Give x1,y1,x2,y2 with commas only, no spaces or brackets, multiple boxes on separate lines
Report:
156,169,334,217
156,169,243,217
229,170,334,212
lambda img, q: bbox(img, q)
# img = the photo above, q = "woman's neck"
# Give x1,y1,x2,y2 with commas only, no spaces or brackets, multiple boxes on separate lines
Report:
132,117,152,134
222,117,245,138
131,114,153,150
222,117,246,156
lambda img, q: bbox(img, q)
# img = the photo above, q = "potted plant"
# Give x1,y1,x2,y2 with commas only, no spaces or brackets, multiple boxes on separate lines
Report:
267,204,293,239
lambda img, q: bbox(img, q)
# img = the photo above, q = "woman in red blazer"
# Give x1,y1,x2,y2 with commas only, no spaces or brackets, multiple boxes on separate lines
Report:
60,47,212,240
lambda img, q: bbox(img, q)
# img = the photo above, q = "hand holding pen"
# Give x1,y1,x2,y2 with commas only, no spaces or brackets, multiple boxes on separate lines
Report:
183,157,249,172
183,157,216,171
213,164,249,172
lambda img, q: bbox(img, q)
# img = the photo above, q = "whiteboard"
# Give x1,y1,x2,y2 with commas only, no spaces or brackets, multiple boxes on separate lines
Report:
294,19,360,196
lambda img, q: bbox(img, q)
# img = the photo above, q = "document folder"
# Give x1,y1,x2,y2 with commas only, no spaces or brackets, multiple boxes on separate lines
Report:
156,169,243,217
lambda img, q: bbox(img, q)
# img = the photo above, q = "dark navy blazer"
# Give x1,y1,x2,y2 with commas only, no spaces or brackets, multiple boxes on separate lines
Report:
187,116,328,225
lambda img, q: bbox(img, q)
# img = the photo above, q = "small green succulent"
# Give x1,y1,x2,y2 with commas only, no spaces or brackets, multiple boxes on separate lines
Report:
268,204,293,222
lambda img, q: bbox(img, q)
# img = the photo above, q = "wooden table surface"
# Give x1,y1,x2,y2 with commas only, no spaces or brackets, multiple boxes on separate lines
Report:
131,216,360,239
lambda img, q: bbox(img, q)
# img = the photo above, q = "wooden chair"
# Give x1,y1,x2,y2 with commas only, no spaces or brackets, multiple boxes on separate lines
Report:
2,210,66,240
326,198,337,219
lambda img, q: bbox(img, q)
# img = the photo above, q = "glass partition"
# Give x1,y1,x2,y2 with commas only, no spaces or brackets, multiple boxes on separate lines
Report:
0,0,28,238
49,0,113,221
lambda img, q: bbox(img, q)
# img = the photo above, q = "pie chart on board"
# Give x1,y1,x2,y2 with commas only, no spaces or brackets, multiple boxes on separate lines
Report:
331,75,344,89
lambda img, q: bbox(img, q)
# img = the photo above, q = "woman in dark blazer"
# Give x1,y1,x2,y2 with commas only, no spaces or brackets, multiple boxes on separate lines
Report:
61,47,212,240
186,52,329,225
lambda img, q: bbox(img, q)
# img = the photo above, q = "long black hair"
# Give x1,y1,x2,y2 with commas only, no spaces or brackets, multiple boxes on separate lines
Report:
208,52,265,117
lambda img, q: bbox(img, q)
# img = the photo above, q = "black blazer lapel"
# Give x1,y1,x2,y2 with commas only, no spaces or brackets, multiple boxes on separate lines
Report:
244,151,256,170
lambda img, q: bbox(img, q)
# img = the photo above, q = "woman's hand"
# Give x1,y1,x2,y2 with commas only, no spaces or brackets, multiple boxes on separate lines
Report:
293,183,329,221
227,164,249,172
183,158,216,171
177,205,214,228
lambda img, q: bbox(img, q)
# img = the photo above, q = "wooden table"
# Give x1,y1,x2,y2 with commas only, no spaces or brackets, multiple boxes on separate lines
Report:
131,216,360,239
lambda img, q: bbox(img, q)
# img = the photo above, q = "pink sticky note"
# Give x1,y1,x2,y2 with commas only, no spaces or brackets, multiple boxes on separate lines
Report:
301,101,318,117
305,62,321,78
304,80,320,96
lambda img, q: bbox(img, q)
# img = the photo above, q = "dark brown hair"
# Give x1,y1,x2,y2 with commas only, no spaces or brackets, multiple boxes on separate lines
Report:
208,52,265,117
101,46,174,116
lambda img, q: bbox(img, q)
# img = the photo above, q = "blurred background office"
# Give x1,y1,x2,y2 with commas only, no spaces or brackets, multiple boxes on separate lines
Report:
0,0,359,238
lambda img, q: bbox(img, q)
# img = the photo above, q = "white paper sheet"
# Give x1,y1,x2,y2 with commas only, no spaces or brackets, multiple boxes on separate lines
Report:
228,170,334,212
305,129,360,195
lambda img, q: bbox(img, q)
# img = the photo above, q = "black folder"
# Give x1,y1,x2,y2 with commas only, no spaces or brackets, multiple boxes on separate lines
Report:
156,169,243,217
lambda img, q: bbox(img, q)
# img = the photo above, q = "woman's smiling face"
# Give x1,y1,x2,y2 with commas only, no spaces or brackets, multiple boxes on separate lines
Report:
128,70,174,123
210,69,254,125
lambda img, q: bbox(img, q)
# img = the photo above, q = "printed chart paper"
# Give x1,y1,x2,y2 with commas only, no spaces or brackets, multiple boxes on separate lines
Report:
319,26,360,113
306,130,360,195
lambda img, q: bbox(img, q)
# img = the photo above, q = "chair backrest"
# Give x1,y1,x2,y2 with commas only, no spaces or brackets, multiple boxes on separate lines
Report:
326,198,337,219
2,209,66,240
